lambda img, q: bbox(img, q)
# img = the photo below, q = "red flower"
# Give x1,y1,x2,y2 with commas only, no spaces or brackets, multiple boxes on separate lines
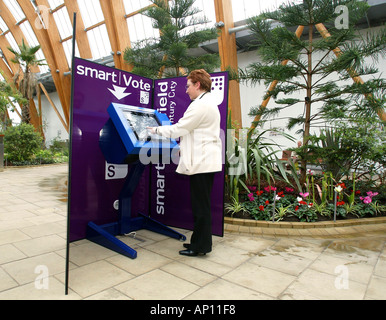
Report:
337,201,345,206
338,182,346,189
277,191,284,197
259,205,264,211
355,190,361,195
265,200,270,205
256,190,264,196
299,200,307,205
295,206,299,211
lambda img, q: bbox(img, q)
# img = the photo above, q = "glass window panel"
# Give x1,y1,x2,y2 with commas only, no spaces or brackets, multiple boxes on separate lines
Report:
181,0,216,35
5,33,19,53
232,0,304,21
0,17,8,33
87,24,112,60
47,0,64,9
19,21,40,47
3,0,25,23
62,38,80,65
53,8,73,40
123,0,152,14
127,14,159,44
77,0,105,29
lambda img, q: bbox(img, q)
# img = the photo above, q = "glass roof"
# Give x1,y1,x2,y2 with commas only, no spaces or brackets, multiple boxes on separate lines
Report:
0,0,294,77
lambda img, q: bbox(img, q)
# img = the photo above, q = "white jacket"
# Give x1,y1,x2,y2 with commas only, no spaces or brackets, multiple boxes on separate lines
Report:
157,92,223,175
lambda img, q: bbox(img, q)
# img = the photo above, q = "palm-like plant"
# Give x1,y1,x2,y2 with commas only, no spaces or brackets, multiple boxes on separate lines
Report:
8,39,46,123
226,126,302,203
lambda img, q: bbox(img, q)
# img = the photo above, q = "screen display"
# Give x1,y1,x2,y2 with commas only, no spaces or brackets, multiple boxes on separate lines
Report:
122,109,162,141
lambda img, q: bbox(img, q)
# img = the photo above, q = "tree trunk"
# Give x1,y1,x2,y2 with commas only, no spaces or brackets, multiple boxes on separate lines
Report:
21,103,31,124
301,23,314,184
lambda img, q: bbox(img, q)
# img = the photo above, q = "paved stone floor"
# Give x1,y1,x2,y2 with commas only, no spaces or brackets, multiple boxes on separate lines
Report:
0,164,385,300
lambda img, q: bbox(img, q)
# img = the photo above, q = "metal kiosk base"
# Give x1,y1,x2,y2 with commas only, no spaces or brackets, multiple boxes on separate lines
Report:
86,161,186,259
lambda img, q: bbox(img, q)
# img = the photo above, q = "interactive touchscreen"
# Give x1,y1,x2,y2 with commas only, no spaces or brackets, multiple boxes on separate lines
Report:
102,103,178,160
122,109,160,141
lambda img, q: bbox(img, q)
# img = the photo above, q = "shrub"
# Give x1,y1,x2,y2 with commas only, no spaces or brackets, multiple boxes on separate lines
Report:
4,123,43,162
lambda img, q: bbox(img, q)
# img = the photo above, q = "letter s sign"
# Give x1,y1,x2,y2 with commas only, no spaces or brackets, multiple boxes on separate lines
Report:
105,162,128,180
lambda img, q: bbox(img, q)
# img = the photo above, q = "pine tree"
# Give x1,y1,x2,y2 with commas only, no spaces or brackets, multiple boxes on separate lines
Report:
239,0,386,183
124,0,220,78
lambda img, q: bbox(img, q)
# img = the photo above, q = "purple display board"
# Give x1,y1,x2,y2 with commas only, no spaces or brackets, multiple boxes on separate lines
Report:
152,75,228,236
69,58,153,241
69,57,227,241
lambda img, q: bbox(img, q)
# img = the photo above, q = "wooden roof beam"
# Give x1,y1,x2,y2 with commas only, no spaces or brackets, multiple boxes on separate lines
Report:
0,1,40,73
100,0,132,71
63,0,92,59
214,0,242,128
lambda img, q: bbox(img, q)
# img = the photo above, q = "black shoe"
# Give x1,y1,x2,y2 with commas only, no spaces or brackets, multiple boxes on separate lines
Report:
183,243,190,249
179,249,206,257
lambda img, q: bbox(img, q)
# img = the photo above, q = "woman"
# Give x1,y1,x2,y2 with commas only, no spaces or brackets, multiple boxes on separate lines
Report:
148,69,222,256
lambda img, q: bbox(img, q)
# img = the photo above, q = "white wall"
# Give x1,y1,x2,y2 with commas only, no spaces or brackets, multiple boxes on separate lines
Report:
35,91,69,147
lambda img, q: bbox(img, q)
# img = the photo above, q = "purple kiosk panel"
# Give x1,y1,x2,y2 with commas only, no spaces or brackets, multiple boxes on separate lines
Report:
69,57,227,242
69,58,153,242
152,74,228,236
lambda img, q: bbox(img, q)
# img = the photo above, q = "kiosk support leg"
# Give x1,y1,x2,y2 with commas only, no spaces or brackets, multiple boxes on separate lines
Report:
86,222,137,259
86,161,186,259
140,213,186,241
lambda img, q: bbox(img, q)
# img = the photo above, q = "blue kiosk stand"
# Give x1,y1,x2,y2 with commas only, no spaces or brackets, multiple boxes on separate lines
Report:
86,103,186,259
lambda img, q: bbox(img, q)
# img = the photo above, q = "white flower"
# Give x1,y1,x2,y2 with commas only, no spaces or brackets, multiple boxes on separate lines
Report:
335,185,343,193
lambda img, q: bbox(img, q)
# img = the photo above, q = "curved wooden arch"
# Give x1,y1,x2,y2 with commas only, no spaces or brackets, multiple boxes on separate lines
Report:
0,0,243,133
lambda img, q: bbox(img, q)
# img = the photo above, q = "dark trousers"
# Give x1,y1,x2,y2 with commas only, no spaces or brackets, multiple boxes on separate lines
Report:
189,172,215,253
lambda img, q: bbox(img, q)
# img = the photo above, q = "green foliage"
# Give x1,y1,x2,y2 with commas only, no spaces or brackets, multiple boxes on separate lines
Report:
224,197,248,218
237,0,385,183
4,123,43,162
225,127,301,203
305,118,385,182
0,80,28,131
3,128,68,166
8,39,46,123
124,0,220,78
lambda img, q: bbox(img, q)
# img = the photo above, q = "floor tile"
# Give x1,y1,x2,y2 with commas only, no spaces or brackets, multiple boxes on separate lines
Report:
365,275,386,300
115,269,199,300
223,262,296,298
283,269,367,300
161,261,217,287
63,260,134,298
2,252,66,285
185,278,273,300
107,248,172,276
